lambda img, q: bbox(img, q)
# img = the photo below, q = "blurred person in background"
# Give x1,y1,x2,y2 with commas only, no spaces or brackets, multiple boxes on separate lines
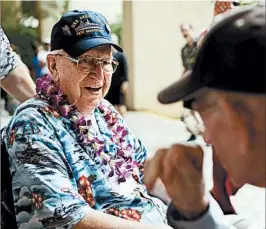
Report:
145,4,265,229
0,27,36,104
179,23,198,142
105,34,129,116
180,23,198,74
31,42,43,81
37,37,50,77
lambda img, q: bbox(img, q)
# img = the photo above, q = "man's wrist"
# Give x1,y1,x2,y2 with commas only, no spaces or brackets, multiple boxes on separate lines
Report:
167,195,226,229
170,198,209,221
176,205,209,220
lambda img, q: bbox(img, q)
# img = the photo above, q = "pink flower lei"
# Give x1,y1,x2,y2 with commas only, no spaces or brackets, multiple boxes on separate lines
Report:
36,75,140,183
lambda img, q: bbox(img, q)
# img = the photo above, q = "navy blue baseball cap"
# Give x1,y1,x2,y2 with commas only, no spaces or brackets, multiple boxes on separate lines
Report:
158,4,266,106
50,10,123,57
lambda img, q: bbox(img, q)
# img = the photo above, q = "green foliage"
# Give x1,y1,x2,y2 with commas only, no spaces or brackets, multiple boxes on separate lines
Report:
40,1,69,20
1,0,69,39
110,14,122,45
21,1,38,18
1,1,20,31
1,0,69,68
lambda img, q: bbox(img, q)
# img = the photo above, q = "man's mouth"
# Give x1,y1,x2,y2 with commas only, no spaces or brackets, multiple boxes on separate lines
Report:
85,86,102,93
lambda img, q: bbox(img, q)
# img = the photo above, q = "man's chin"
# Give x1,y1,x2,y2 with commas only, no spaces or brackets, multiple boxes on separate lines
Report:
75,97,102,115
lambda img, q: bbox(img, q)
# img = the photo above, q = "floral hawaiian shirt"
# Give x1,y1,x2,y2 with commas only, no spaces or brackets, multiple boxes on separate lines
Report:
0,27,20,79
2,98,167,229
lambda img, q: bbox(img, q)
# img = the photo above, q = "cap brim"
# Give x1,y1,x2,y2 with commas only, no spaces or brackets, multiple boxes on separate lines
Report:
158,71,204,105
64,37,123,57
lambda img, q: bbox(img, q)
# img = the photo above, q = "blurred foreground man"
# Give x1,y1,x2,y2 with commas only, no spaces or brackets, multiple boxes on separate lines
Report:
145,4,265,229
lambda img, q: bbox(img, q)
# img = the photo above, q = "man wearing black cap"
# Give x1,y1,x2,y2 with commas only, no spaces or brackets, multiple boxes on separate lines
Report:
144,4,265,229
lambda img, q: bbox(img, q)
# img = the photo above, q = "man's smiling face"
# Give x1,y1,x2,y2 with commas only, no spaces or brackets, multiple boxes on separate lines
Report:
55,45,112,115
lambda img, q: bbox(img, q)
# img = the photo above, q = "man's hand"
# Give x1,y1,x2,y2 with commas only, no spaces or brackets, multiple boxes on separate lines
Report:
144,144,209,219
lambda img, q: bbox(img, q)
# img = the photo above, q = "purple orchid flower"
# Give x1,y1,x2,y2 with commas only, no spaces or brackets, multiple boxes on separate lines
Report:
121,129,128,138
98,104,104,112
82,129,89,135
94,138,105,145
78,134,85,142
36,75,140,184
108,170,114,177
51,94,63,106
78,117,87,126
117,149,125,157
81,137,90,145
116,126,124,132
115,166,132,184
105,113,112,122
102,159,108,166
114,158,124,168
36,75,55,96
117,177,126,183
133,161,140,167
58,104,71,117
36,75,52,90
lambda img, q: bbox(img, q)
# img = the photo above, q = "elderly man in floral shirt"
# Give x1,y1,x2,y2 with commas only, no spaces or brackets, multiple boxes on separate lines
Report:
2,10,171,229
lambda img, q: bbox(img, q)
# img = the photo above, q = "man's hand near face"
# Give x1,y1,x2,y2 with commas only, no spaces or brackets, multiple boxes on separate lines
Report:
144,144,209,219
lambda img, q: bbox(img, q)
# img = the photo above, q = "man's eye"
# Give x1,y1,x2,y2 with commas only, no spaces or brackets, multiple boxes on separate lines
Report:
103,60,112,65
79,59,94,65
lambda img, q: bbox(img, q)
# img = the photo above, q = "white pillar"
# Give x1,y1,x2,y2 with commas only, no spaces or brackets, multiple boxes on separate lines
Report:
123,1,213,118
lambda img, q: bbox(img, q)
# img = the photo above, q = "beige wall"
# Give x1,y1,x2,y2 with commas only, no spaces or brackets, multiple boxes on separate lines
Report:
123,1,213,118
68,1,122,24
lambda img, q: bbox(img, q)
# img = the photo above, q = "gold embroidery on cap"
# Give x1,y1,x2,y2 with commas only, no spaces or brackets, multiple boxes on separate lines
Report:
71,17,104,36
61,25,72,36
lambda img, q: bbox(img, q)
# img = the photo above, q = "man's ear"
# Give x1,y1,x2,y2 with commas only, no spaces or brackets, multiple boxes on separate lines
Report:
46,54,59,81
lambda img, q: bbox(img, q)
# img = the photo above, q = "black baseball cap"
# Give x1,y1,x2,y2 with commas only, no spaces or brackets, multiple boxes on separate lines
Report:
50,10,123,57
158,5,266,106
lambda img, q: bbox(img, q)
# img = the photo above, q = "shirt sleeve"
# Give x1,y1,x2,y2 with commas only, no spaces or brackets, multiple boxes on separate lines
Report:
167,194,229,229
3,108,91,229
0,27,20,79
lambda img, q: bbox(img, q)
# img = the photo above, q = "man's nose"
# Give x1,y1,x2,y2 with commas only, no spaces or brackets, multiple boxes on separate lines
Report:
90,63,104,80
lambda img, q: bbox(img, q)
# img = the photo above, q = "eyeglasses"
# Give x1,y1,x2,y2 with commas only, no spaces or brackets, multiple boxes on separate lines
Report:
180,110,205,136
56,54,119,74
